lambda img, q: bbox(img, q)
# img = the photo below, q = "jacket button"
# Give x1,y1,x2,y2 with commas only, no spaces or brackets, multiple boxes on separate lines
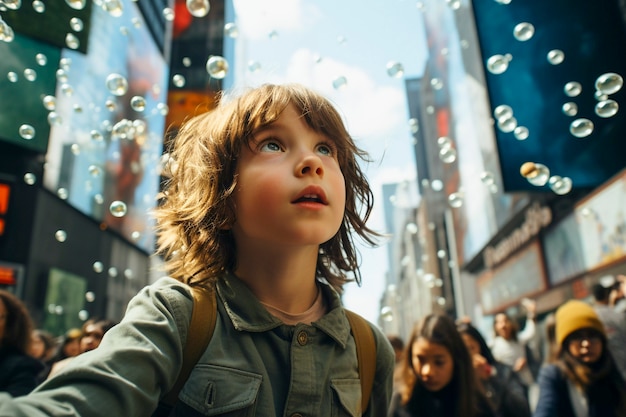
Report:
297,330,308,345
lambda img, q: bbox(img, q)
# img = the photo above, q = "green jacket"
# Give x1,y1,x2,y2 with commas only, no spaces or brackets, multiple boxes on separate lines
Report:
0,274,394,416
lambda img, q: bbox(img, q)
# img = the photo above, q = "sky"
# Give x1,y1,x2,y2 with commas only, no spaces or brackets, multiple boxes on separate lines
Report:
229,0,429,324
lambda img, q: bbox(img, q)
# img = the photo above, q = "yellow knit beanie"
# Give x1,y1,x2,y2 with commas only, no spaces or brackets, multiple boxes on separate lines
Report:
555,300,605,347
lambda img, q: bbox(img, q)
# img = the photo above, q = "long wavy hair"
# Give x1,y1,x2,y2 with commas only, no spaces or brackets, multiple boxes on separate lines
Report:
0,290,34,354
154,83,379,292
398,314,480,416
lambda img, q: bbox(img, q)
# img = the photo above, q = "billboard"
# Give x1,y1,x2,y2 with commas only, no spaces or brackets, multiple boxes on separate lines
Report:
39,2,169,253
472,0,626,192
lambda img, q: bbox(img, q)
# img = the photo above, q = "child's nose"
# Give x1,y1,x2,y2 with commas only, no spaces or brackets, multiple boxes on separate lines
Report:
296,154,324,177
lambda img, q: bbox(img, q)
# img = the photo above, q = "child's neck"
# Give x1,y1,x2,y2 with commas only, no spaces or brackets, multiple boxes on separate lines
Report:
234,245,319,314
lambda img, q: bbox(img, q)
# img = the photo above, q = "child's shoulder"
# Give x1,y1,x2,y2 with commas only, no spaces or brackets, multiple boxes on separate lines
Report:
128,277,196,329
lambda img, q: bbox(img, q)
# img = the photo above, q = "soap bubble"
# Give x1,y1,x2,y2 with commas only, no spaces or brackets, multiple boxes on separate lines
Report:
109,201,128,217
55,230,67,242
65,0,86,10
130,96,146,112
569,118,594,138
487,54,511,74
106,73,129,96
595,100,619,118
562,102,578,116
448,192,464,208
564,81,582,97
595,72,623,95
547,49,564,65
332,76,348,90
224,22,238,38
513,22,534,41
206,56,228,79
386,61,404,78
19,124,35,139
186,0,209,17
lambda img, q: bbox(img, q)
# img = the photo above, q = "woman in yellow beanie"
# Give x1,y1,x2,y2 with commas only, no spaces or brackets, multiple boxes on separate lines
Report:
534,300,626,417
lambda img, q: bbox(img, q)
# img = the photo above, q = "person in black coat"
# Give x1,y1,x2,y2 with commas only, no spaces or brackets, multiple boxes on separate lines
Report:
0,290,44,397
457,321,531,417
534,300,626,417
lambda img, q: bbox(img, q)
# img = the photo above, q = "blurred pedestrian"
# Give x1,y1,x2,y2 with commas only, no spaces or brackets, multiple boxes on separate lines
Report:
388,314,495,417
490,299,538,406
591,282,626,380
27,329,56,384
47,318,115,379
534,300,626,417
388,334,405,392
457,321,530,417
0,290,44,396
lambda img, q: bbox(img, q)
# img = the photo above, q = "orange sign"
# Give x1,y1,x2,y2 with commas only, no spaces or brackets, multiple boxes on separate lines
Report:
0,267,15,285
0,183,9,236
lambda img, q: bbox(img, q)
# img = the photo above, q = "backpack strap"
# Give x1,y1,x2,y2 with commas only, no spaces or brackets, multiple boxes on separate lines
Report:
345,309,376,414
161,286,217,406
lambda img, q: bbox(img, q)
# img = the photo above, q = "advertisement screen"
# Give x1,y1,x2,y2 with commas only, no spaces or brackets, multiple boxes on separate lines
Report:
42,3,169,253
472,0,626,192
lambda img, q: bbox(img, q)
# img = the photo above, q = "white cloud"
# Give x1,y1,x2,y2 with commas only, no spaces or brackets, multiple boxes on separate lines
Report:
281,49,407,143
233,0,323,40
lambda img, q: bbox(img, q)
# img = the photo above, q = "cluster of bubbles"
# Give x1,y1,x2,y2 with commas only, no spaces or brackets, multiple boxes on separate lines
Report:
493,104,529,140
437,136,457,164
481,6,625,196
564,73,623,138
519,162,572,195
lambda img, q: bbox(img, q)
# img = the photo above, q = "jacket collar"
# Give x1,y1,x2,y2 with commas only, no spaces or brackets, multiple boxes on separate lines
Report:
216,273,352,348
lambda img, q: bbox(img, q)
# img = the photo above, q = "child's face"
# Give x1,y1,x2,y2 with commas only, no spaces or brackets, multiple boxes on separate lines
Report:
232,104,346,249
566,329,603,364
411,337,454,392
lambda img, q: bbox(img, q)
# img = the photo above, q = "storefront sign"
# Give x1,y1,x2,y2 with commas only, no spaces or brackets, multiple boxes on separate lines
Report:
478,240,547,314
483,202,552,269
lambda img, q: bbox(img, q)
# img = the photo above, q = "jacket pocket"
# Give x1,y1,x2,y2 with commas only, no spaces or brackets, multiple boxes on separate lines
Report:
179,364,262,416
331,378,361,417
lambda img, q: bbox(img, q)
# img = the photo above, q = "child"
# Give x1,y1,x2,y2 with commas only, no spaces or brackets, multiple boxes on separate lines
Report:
0,83,394,416
388,314,495,417
534,300,626,417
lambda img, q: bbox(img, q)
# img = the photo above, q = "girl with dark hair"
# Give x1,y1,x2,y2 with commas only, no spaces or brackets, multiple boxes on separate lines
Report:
457,321,530,417
388,314,495,417
534,300,626,417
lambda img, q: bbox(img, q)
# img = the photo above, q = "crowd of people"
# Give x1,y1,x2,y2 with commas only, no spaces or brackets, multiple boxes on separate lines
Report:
0,83,624,417
0,290,115,398
387,273,626,417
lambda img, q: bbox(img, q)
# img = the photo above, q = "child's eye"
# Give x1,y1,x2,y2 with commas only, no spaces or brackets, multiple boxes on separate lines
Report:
259,140,282,152
317,142,335,156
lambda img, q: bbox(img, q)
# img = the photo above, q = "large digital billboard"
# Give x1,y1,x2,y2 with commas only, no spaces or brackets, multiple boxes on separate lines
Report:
38,2,169,253
472,0,626,192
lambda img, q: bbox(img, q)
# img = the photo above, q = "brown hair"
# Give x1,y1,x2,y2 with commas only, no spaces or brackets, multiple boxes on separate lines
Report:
0,290,34,354
398,314,480,416
154,83,379,292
